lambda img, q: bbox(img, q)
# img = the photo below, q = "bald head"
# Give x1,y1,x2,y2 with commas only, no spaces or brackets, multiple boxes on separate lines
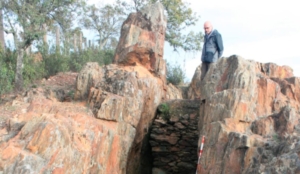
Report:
204,21,213,35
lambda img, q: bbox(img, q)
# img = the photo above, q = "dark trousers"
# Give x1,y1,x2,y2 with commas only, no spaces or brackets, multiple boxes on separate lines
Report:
201,62,214,80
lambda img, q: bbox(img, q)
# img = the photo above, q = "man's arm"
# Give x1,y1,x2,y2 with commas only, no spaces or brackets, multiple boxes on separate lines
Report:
201,37,206,62
216,34,224,58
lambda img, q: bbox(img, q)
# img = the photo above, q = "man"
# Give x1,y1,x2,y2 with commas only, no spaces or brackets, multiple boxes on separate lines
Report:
201,21,224,80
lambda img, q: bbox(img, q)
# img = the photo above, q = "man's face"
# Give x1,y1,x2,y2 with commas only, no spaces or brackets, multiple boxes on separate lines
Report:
204,24,212,34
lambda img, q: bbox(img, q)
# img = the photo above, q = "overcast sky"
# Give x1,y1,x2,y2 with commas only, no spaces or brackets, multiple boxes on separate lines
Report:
5,0,299,81
167,0,300,80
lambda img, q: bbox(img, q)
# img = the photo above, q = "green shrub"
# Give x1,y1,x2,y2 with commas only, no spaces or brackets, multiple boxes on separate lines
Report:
272,133,280,142
158,103,170,120
39,45,114,76
23,54,45,86
69,48,114,72
166,62,186,85
0,65,14,96
37,45,69,77
67,90,75,100
0,50,16,96
43,53,70,77
0,44,115,96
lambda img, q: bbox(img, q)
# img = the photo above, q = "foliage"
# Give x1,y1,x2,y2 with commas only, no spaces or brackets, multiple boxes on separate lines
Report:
80,0,129,50
69,48,113,72
132,0,203,52
158,103,170,120
272,133,280,142
2,0,85,90
67,90,75,100
43,54,70,78
0,49,15,96
0,43,115,96
2,0,85,48
166,61,186,85
0,5,5,50
39,45,114,77
23,54,45,87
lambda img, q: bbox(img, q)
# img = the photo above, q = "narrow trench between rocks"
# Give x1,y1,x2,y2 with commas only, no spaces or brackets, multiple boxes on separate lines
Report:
140,100,200,174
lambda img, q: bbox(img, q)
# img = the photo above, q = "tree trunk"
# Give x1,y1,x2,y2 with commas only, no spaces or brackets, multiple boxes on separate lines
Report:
25,45,31,55
73,33,77,52
78,32,82,51
12,30,24,91
42,23,48,53
64,36,70,55
56,26,60,53
0,7,5,51
83,37,87,50
99,38,109,50
42,24,47,44
15,48,24,91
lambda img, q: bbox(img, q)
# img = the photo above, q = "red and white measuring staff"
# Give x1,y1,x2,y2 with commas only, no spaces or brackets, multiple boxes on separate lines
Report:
196,135,205,174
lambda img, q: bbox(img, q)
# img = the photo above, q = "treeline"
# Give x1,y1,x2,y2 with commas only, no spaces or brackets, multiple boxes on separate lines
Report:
0,0,200,95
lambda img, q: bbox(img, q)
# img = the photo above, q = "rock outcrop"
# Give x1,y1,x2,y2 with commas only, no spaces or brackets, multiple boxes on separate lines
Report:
0,82,121,174
75,62,165,174
74,3,169,173
165,84,185,100
188,55,300,173
113,2,166,83
1,2,300,174
0,3,171,174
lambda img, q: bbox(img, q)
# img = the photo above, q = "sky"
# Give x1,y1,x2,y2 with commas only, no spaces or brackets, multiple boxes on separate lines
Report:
4,0,300,81
166,0,300,81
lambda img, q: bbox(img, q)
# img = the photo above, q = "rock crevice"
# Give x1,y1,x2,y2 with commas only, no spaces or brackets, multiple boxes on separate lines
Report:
150,100,200,174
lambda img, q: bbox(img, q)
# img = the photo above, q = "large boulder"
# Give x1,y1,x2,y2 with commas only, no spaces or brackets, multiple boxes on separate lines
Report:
1,80,132,174
113,2,167,82
188,55,300,173
76,62,166,173
165,83,185,100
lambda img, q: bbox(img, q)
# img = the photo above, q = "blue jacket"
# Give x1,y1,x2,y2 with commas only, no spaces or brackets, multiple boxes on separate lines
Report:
201,30,224,63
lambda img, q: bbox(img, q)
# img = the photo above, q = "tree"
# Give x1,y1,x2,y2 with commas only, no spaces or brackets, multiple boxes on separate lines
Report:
2,0,84,91
132,0,203,52
166,62,186,85
0,2,5,51
80,0,129,50
56,26,60,53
